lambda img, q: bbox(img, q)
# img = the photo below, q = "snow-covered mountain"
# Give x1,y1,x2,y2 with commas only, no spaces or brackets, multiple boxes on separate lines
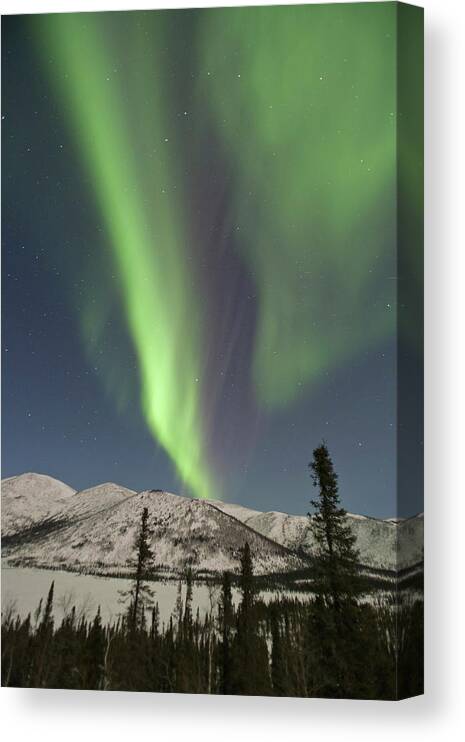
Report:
55,482,136,522
1,480,305,577
1,473,76,537
210,502,423,571
1,474,423,575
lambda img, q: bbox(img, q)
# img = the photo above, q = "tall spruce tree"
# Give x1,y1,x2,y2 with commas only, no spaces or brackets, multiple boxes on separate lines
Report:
85,607,106,689
119,507,154,630
231,543,255,693
232,542,271,695
184,568,193,633
31,580,55,687
308,442,360,608
271,611,288,696
239,542,254,615
219,570,234,694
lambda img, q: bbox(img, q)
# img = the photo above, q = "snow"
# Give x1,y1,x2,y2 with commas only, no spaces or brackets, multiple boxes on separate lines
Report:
3,488,305,577
1,473,76,537
1,565,231,627
1,474,423,575
2,564,413,630
213,501,423,571
60,482,136,521
1,566,315,627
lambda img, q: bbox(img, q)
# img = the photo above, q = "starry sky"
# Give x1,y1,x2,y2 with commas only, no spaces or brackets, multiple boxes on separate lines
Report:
1,3,423,518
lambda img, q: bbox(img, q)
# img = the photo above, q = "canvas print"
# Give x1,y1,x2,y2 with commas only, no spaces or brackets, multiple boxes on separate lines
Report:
1,2,424,699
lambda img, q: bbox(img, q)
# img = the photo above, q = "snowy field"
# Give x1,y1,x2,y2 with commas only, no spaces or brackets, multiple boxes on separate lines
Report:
2,565,411,628
1,566,226,626
1,566,301,627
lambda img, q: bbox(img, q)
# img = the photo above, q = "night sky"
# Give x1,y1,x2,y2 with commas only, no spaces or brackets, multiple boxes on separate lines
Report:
1,4,423,518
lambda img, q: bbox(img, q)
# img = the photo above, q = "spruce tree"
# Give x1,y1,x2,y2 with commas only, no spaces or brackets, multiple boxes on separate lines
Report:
239,542,254,615
308,442,360,608
41,581,55,632
32,581,55,687
174,578,184,630
233,542,271,695
219,571,234,694
85,607,106,689
119,507,155,630
183,567,193,637
232,544,254,694
271,612,288,696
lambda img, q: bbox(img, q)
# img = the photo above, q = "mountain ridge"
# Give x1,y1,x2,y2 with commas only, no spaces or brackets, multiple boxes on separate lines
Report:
1,473,423,574
1,477,306,576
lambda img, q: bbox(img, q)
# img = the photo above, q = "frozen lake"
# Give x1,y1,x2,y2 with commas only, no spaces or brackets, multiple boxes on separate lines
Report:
1,566,299,627
1,566,400,627
1,566,232,626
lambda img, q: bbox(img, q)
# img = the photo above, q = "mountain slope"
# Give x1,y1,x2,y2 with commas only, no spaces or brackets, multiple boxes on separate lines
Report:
212,502,423,571
3,489,306,577
58,482,136,522
1,474,423,574
1,473,76,537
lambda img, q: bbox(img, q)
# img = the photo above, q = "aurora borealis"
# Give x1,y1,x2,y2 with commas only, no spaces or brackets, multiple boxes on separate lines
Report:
36,13,217,501
2,4,423,517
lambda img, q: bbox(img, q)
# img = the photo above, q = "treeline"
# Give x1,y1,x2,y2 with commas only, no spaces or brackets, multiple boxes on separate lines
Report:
1,551,422,699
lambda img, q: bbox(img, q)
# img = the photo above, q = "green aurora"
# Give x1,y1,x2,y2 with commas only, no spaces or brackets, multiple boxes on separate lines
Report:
200,3,398,408
32,4,415,501
36,12,215,500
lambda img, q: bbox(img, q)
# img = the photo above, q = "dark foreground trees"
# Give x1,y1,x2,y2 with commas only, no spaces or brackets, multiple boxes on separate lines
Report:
1,561,423,698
